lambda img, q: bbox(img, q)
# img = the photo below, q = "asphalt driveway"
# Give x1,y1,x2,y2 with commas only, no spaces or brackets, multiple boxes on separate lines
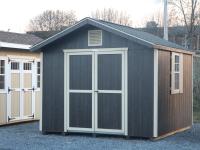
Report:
0,122,200,150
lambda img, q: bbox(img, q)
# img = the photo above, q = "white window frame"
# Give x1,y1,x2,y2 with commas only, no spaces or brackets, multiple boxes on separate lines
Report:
23,62,33,73
10,61,20,73
171,52,183,94
0,58,6,93
36,61,41,90
88,30,102,46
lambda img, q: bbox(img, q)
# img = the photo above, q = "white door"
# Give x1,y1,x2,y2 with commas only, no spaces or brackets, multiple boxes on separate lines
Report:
65,49,127,135
7,59,35,121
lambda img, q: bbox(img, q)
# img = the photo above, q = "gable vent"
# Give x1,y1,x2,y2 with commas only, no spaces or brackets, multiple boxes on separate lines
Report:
88,30,102,46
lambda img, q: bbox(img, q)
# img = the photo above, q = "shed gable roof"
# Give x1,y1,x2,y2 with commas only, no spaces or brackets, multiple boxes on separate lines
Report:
31,17,189,52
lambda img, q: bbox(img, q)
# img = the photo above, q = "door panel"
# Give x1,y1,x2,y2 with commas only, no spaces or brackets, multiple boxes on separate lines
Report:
35,91,41,119
0,94,7,124
69,93,92,128
11,74,20,88
98,93,122,129
11,91,20,118
98,54,122,90
23,70,33,118
10,71,21,119
24,73,32,88
70,55,92,90
23,91,32,116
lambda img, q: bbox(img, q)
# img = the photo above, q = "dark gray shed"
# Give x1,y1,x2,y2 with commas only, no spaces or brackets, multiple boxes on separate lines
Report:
31,17,193,138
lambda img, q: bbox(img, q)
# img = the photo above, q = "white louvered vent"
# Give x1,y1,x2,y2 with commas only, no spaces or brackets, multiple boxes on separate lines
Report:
88,30,102,46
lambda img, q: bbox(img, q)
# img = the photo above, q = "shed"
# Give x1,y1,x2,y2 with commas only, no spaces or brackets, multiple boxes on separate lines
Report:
31,17,193,138
0,31,42,125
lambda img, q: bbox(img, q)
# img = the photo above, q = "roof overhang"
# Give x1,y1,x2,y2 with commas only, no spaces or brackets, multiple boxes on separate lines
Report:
154,45,194,55
0,41,31,50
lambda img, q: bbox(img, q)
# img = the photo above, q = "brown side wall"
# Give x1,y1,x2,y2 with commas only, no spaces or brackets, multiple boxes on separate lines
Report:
158,50,192,136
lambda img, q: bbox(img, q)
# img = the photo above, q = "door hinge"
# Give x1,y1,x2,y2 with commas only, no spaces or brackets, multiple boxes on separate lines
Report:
8,87,14,93
28,114,34,118
8,116,15,121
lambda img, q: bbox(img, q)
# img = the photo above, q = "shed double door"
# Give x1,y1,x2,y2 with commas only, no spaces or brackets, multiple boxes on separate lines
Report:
66,50,125,135
8,59,35,121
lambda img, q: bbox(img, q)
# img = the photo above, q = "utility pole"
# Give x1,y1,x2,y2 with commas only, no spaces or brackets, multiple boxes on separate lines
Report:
163,0,168,40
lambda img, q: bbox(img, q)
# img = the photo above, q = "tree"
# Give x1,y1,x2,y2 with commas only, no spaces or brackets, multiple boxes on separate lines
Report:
169,0,200,49
146,21,159,28
91,8,132,26
28,10,77,31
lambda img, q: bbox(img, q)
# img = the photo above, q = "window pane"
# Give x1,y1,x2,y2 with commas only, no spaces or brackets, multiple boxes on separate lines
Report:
175,73,180,90
23,63,32,70
11,62,19,70
37,75,40,88
0,60,5,74
37,62,40,74
0,75,4,89
175,55,179,63
175,64,179,72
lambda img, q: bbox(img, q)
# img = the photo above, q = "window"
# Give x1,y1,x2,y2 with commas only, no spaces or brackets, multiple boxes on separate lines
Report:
171,52,183,94
88,30,102,46
37,62,40,88
0,60,5,90
11,62,19,70
23,62,32,70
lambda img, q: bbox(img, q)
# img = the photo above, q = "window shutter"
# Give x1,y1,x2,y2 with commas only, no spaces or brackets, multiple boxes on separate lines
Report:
179,54,183,93
171,53,175,94
88,30,102,46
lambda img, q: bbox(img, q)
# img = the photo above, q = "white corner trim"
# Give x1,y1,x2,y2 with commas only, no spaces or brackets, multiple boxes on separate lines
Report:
64,53,67,132
153,49,158,137
39,52,43,131
192,55,194,125
0,42,31,49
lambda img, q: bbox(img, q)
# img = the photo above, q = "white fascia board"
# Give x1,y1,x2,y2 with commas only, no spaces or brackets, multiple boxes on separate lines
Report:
0,42,31,49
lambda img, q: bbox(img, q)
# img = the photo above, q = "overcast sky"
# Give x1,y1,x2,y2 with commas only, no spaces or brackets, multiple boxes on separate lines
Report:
0,0,163,33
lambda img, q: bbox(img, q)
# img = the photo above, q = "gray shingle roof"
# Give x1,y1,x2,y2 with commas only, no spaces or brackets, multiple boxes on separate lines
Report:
98,20,188,50
0,31,43,45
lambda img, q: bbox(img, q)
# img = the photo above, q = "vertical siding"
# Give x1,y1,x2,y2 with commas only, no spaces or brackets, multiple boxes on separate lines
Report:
158,50,192,136
42,25,154,136
128,46,154,137
42,45,64,132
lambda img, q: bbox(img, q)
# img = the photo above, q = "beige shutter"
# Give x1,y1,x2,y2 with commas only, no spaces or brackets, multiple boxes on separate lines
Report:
179,54,183,93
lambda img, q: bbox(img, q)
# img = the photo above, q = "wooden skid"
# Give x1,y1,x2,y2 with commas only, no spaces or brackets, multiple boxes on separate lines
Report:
151,126,191,141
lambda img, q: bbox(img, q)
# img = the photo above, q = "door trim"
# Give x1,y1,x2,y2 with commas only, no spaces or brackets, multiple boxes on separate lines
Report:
64,48,128,135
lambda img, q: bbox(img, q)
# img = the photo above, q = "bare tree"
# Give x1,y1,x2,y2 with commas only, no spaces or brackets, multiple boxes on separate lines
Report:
169,0,200,49
91,8,132,26
28,10,77,31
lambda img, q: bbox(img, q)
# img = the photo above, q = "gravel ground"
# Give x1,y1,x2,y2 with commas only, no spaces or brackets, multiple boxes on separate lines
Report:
0,122,200,150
